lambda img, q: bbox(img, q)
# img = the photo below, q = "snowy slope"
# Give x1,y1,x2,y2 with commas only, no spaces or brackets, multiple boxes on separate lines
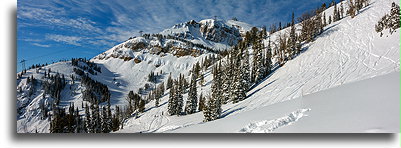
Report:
17,0,399,133
169,71,399,133
117,0,399,133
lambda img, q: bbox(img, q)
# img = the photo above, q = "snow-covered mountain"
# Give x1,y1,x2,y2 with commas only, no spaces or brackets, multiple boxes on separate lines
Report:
16,0,399,133
95,19,253,61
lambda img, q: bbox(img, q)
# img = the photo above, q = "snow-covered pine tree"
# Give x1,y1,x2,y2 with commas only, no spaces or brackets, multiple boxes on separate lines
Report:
329,15,332,24
199,72,205,86
175,81,183,116
389,2,400,33
255,33,265,83
278,34,287,65
166,73,173,89
204,65,222,121
232,55,246,103
333,0,339,21
168,82,176,115
241,42,251,91
265,39,273,74
289,12,297,58
185,67,198,114
222,50,234,104
202,96,212,122
213,64,222,113
106,102,112,133
340,1,344,18
138,99,145,113
84,103,92,133
198,93,205,111
101,106,109,133
194,62,201,78
315,10,323,37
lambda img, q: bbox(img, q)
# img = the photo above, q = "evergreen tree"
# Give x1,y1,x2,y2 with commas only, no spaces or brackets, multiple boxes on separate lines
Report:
289,12,297,58
340,1,344,18
101,106,110,133
204,64,222,121
221,51,234,104
198,93,205,111
84,103,92,133
168,81,176,115
166,73,173,89
333,0,339,21
175,81,183,115
315,10,324,36
199,72,205,86
254,33,265,83
241,43,251,91
138,99,145,113
185,70,198,114
232,55,246,103
265,39,273,74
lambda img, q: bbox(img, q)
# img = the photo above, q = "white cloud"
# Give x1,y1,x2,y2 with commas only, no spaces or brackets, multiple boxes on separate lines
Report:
46,34,82,46
18,6,102,34
32,43,51,48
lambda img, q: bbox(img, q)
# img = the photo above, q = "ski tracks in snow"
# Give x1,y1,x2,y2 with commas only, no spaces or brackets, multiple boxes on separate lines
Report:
239,108,311,133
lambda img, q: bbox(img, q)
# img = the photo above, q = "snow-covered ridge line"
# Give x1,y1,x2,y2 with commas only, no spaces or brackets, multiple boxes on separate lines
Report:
95,18,253,61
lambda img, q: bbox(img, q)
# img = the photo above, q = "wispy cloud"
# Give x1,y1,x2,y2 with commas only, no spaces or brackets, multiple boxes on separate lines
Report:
32,43,51,48
18,0,333,51
18,5,102,34
46,34,82,46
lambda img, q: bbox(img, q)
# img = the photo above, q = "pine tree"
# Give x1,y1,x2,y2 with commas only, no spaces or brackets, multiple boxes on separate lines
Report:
138,99,145,113
204,64,222,121
265,39,273,74
84,103,92,133
166,73,173,89
185,70,198,114
289,12,297,58
175,81,183,115
255,33,265,83
221,51,234,104
241,43,251,91
198,93,205,111
232,56,246,103
101,106,109,133
315,10,324,36
168,81,176,115
198,67,205,86
340,1,344,18
333,0,339,21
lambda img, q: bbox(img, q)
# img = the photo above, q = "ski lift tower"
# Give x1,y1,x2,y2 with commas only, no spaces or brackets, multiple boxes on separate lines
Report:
20,59,26,70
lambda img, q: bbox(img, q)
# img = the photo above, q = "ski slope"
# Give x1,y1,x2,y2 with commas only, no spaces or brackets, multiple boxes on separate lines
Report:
118,0,399,133
170,71,399,133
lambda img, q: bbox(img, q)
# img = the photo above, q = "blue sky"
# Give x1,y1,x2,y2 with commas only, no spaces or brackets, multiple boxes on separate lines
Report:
17,0,334,72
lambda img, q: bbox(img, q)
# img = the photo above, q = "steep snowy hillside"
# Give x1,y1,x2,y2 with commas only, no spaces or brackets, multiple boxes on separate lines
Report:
117,0,399,133
170,71,399,133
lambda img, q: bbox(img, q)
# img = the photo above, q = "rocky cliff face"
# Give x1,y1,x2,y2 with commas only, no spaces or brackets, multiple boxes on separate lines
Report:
95,19,253,60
